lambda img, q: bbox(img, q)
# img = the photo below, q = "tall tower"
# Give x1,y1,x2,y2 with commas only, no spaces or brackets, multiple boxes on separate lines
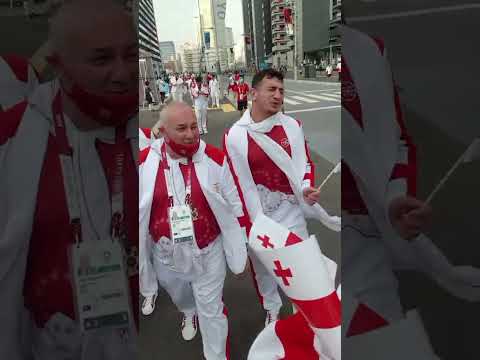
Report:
198,0,229,72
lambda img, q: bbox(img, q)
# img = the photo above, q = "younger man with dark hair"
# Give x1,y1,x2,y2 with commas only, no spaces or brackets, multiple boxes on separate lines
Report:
224,69,340,326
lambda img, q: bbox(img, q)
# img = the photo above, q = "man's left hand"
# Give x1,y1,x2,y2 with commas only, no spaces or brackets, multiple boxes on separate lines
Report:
303,187,321,206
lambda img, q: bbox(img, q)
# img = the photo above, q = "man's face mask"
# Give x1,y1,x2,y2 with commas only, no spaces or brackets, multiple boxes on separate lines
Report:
48,54,138,127
164,135,200,158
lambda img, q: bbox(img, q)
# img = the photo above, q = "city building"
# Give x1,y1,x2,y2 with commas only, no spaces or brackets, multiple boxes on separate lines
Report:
241,0,255,69
159,41,176,63
329,0,342,62
251,0,273,70
268,0,339,75
181,43,202,73
0,0,131,17
197,0,229,72
138,0,162,104
176,53,183,73
271,0,292,69
138,0,162,69
225,27,236,69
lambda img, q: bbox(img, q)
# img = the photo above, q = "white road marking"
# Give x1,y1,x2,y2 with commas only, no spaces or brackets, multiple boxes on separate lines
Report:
289,95,318,103
285,105,340,114
302,93,340,102
298,89,341,94
283,97,301,105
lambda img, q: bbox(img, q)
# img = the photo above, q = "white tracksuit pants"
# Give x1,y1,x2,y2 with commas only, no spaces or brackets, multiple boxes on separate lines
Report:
211,91,220,108
342,213,403,325
153,239,229,360
194,98,208,132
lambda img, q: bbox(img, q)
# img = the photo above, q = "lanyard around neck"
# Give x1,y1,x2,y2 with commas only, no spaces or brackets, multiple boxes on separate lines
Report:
52,93,127,243
160,142,193,207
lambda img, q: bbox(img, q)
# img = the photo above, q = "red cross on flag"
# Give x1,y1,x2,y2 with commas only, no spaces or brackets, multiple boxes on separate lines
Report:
248,213,341,360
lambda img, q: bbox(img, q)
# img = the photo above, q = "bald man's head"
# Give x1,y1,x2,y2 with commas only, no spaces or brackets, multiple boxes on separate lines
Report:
49,0,137,96
49,0,134,57
159,102,199,146
159,102,196,127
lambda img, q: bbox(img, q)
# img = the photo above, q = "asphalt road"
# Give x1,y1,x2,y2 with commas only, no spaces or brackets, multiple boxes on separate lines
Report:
139,78,341,360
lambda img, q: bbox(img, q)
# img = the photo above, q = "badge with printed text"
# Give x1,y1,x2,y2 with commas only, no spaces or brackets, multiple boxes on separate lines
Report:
70,240,132,333
168,205,195,245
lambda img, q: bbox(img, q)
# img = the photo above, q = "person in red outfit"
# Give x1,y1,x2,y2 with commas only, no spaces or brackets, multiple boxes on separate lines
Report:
234,77,250,113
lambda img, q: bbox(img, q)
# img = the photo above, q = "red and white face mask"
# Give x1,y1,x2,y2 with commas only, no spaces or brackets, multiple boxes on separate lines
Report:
64,83,138,127
164,136,200,158
48,55,138,127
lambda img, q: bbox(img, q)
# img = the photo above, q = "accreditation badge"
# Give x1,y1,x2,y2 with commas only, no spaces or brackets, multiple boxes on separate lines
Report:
168,204,195,245
70,240,132,333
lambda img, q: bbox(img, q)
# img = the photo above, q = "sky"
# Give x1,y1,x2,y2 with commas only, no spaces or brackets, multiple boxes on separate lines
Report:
153,0,244,58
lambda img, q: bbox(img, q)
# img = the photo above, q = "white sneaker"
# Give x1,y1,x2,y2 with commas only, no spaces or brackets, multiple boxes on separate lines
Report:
265,310,279,327
181,313,198,341
141,294,157,316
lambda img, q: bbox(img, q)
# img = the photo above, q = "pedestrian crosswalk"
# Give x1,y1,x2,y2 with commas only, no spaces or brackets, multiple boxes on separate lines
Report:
247,89,341,108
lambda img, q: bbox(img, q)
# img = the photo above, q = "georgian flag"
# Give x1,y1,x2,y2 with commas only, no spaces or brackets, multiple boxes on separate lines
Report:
0,54,39,110
139,127,155,150
247,214,341,360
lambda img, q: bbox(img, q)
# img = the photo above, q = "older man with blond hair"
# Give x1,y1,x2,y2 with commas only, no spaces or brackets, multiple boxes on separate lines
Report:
139,101,249,359
0,1,139,359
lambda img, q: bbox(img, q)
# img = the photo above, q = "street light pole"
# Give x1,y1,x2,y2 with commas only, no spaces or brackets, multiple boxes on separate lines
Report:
293,0,298,80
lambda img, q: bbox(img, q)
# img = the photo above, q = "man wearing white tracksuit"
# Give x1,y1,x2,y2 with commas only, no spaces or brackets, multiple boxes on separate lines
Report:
224,69,341,327
171,75,184,102
139,102,248,360
209,74,220,108
191,77,210,134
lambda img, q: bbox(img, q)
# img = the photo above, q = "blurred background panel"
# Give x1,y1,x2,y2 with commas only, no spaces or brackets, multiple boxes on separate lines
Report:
343,1,480,359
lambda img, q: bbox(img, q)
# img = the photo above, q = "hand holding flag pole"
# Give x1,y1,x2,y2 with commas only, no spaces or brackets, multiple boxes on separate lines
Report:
425,139,480,205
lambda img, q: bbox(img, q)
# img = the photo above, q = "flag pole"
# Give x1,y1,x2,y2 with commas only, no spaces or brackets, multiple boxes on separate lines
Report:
424,150,466,205
317,162,340,191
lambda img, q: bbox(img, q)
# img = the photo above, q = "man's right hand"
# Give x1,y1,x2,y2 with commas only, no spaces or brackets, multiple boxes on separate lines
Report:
388,196,433,240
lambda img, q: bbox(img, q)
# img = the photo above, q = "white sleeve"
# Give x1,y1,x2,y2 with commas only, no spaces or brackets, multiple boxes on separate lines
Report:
220,157,246,219
0,105,49,359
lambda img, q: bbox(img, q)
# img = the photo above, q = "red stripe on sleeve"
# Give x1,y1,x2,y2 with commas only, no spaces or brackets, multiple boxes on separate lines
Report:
223,132,252,235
